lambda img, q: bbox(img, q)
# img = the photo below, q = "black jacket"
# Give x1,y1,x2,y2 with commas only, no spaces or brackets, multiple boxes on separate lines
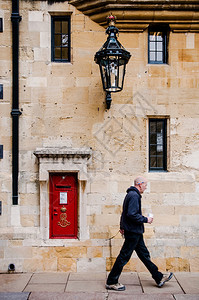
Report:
120,186,148,234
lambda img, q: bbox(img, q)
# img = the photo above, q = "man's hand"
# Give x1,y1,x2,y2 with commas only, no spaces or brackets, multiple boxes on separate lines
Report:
147,217,153,224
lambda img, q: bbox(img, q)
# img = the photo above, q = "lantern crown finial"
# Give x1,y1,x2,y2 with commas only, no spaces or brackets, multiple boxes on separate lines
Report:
106,14,116,26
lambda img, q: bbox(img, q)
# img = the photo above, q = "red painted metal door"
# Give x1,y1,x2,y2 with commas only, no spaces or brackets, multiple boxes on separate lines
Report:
49,173,78,239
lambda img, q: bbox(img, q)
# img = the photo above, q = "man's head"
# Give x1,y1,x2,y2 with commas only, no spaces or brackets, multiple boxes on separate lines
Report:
134,176,148,194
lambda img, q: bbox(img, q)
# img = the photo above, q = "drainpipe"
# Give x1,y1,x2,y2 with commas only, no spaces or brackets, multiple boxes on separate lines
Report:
11,0,22,205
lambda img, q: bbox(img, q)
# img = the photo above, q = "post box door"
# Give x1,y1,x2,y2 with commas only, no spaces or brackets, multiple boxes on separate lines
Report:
49,173,78,239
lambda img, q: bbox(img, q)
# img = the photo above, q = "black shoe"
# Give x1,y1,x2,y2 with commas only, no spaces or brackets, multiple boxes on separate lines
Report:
157,272,173,287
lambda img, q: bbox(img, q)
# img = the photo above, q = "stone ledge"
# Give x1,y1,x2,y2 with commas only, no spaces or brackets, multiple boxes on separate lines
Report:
68,0,199,31
34,148,92,160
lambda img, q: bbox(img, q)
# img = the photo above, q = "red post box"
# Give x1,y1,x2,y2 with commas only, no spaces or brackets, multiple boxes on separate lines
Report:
49,173,78,239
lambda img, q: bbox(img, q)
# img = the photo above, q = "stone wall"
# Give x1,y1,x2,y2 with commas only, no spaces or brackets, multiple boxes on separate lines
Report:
0,0,199,273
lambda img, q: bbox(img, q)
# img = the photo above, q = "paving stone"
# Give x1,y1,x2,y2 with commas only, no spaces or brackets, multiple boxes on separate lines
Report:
174,272,199,294
23,283,65,293
141,279,183,294
65,280,106,292
29,292,107,300
174,295,199,300
69,272,106,281
0,274,32,292
30,272,69,284
0,293,30,300
108,294,174,300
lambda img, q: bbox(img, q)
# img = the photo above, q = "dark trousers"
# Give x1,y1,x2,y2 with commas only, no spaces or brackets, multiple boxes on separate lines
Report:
106,232,163,285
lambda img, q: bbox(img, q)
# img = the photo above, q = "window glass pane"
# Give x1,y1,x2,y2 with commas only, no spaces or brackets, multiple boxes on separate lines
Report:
150,133,157,144
150,145,156,155
157,32,163,41
149,32,156,41
55,48,61,59
157,121,163,132
62,47,69,60
150,157,157,168
157,42,163,51
55,35,61,47
150,122,156,133
150,42,156,51
62,21,68,33
62,34,68,47
157,52,163,61
54,21,61,33
157,156,163,168
150,52,156,61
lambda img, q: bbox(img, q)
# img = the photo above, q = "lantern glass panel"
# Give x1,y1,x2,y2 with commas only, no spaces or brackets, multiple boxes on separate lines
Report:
99,56,126,92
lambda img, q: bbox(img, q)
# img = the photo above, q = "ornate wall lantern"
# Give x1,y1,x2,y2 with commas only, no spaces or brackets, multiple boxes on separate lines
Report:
94,15,131,109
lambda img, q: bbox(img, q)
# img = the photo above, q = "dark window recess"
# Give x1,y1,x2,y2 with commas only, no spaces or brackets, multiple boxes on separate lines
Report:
148,25,169,64
51,16,71,62
149,119,167,171
0,201,2,215
0,145,3,159
0,84,3,99
0,18,2,32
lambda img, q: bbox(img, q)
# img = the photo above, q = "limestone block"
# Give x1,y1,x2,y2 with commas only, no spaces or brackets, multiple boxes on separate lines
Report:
180,246,199,259
23,258,44,272
4,246,32,259
77,257,106,272
153,214,179,226
28,11,44,22
29,21,49,33
190,258,199,272
20,31,40,48
90,232,109,239
166,258,190,272
87,205,101,216
72,14,85,31
57,258,76,272
20,215,34,227
40,32,49,48
33,47,50,61
73,31,95,48
87,246,102,258
8,240,23,247
0,250,4,259
55,246,87,258
93,214,120,226
102,205,121,215
42,258,57,272
180,215,199,227
27,76,47,87
151,181,195,193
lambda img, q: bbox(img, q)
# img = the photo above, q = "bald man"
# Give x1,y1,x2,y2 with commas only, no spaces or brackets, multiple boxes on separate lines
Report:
106,177,173,291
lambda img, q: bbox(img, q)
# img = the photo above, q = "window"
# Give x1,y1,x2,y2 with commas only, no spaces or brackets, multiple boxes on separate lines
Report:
0,18,2,32
149,119,167,171
51,16,70,62
148,25,169,64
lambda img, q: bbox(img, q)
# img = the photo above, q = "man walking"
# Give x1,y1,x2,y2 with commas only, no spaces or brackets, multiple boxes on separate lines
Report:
106,176,173,291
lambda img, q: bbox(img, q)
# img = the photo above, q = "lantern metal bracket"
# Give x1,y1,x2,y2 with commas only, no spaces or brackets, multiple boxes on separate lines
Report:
106,92,112,109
